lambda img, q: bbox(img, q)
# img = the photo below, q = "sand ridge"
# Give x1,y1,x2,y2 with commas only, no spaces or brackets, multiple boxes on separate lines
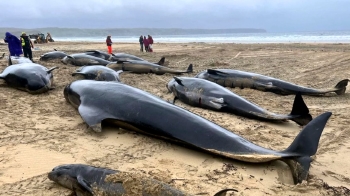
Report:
0,42,350,195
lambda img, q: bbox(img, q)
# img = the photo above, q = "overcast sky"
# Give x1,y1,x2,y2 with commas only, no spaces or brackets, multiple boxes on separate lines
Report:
0,0,349,32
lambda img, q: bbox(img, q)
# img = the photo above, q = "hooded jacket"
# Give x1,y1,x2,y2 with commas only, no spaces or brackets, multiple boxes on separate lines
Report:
4,32,23,56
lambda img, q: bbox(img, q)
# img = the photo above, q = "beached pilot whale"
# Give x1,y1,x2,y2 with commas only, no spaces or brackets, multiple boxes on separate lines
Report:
72,65,123,82
107,60,192,75
61,53,111,66
83,50,111,60
110,52,145,61
83,50,167,65
7,56,33,65
39,49,68,61
0,63,57,94
64,80,332,184
167,77,312,126
195,69,349,96
48,164,237,196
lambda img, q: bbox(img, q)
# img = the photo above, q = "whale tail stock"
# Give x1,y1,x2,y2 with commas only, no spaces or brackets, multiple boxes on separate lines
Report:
334,79,349,95
289,92,313,126
281,112,332,184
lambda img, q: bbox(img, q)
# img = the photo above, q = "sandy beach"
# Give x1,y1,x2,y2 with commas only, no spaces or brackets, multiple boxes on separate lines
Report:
0,41,350,195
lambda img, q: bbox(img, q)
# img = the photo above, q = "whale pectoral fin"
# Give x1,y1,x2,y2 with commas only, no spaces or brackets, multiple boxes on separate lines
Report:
173,77,184,86
77,175,93,194
78,105,107,132
213,188,238,196
47,67,58,74
209,98,227,109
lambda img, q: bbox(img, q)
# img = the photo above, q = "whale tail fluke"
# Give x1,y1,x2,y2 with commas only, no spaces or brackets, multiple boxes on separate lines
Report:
213,188,238,196
334,79,349,95
186,64,193,73
282,112,332,184
289,92,313,126
156,57,165,66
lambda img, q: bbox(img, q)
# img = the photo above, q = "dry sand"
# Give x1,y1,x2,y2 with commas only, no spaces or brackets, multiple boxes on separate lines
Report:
0,41,350,195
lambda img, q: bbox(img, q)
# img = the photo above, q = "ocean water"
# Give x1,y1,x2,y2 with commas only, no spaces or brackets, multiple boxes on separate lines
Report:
54,31,350,43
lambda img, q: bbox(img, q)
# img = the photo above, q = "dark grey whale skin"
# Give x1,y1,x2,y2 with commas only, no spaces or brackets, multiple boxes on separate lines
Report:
0,63,57,94
167,77,312,126
63,80,332,184
61,54,111,66
195,69,349,96
72,65,123,82
39,50,68,61
48,164,237,196
107,60,193,75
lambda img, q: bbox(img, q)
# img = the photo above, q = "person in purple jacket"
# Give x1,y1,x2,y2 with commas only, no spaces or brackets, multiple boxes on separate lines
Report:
143,36,149,52
3,32,23,56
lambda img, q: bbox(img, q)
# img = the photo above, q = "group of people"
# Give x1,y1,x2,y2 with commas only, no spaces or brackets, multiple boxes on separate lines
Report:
139,35,154,52
3,32,35,62
106,35,155,54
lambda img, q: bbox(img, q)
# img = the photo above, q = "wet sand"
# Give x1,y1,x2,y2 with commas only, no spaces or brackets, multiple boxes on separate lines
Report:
0,42,350,195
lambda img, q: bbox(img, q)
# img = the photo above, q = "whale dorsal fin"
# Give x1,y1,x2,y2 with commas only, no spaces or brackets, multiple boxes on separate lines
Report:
207,69,228,75
86,50,100,54
174,77,184,86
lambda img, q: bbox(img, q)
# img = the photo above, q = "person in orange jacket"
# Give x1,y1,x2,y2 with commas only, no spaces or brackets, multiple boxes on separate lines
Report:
106,35,113,54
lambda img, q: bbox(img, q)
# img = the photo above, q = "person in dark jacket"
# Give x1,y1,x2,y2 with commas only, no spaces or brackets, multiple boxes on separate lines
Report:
20,32,34,61
143,36,149,52
106,35,112,54
3,32,23,56
139,35,144,52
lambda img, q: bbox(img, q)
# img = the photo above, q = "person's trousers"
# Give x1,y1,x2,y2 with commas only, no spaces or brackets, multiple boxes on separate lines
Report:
140,43,143,52
23,47,33,60
107,46,112,54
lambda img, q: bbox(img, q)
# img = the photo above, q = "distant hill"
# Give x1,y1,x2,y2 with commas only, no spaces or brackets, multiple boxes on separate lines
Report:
0,27,266,38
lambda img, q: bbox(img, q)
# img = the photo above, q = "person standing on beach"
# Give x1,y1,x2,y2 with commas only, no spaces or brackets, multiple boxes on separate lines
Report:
143,36,149,52
3,32,23,57
106,35,113,54
148,35,154,52
139,35,144,52
20,32,34,62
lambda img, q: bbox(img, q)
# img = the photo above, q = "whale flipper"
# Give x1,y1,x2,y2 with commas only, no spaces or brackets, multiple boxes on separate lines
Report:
47,66,58,74
77,175,93,193
282,112,332,184
209,98,227,109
